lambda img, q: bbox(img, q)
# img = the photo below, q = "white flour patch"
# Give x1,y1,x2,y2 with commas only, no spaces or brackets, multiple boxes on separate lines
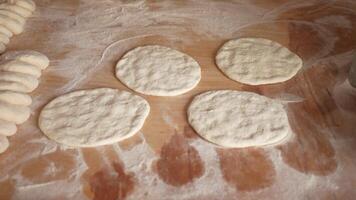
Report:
315,15,352,29
272,93,305,104
11,149,88,200
160,109,179,131
186,139,235,199
27,137,59,155
115,133,233,200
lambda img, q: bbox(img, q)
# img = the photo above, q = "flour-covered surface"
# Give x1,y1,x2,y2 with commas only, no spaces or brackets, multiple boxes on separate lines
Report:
0,0,356,199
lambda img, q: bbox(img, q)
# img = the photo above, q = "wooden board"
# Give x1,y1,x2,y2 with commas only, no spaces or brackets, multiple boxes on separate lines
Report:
0,0,356,199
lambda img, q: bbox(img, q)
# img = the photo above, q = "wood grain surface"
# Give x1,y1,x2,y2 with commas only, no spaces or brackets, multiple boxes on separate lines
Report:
0,0,356,199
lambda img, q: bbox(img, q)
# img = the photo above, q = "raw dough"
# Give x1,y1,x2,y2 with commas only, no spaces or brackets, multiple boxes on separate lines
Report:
0,4,32,18
5,51,50,69
0,33,9,44
0,119,16,136
0,60,41,78
0,135,9,153
0,43,5,53
39,88,150,147
0,14,23,34
16,0,35,12
116,45,201,96
0,80,30,92
0,49,47,154
0,100,30,124
0,90,32,105
0,71,38,91
188,90,292,148
0,9,26,24
216,38,303,85
0,25,12,37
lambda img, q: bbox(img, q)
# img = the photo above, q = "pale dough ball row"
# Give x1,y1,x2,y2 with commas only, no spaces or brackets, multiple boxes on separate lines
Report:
0,50,49,153
0,0,36,53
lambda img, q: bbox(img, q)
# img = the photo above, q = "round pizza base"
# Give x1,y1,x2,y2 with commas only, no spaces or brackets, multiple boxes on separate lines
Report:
116,45,201,96
216,38,303,85
188,90,292,148
39,88,150,147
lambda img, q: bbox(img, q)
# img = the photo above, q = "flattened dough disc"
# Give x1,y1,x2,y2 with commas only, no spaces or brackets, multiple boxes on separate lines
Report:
188,90,292,148
116,45,201,96
216,38,303,85
39,88,150,147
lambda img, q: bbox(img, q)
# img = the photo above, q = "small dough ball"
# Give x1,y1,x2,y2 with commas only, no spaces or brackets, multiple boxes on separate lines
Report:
0,100,30,124
16,0,36,12
0,43,5,54
0,119,17,136
0,25,12,37
0,9,26,24
0,4,32,18
0,80,31,93
0,32,10,45
0,60,41,78
0,135,9,153
0,14,24,34
2,51,49,69
17,52,50,69
0,90,32,106
0,71,39,91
